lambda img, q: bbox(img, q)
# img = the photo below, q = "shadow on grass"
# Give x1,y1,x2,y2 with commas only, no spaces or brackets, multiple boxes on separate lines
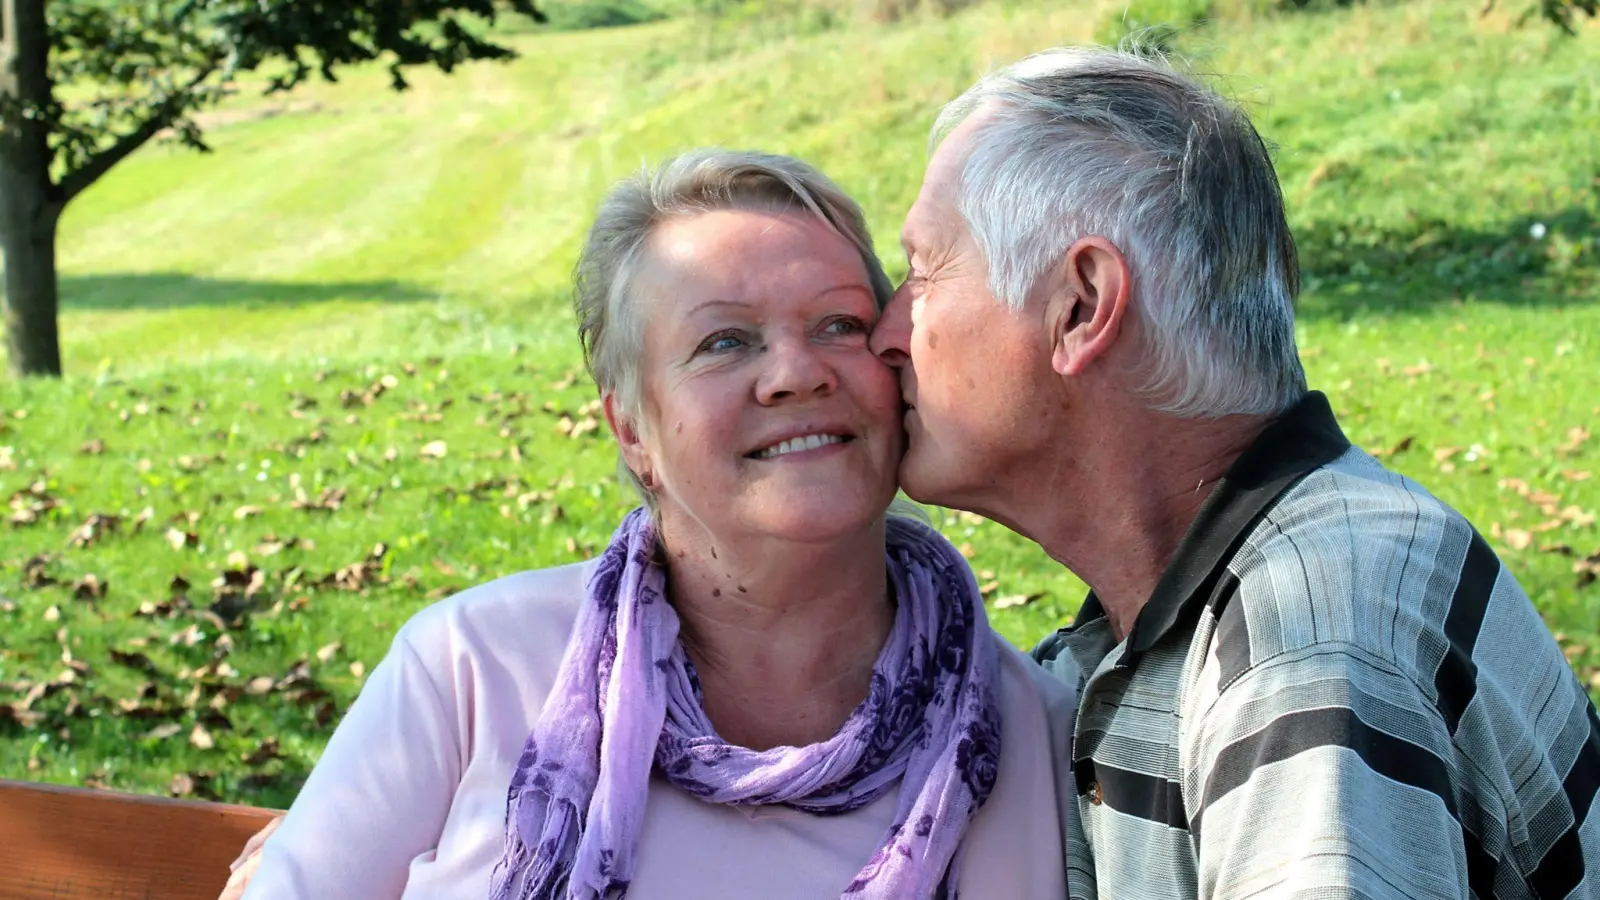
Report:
1293,204,1599,320
61,273,434,312
229,757,312,810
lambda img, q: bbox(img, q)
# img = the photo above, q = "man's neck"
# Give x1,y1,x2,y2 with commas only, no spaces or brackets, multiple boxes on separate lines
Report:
658,515,894,750
985,406,1270,641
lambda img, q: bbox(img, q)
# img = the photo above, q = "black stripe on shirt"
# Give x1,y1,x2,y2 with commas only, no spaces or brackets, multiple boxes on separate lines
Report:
1528,697,1600,899
1434,530,1499,735
1075,758,1189,830
1209,572,1250,690
1191,705,1459,838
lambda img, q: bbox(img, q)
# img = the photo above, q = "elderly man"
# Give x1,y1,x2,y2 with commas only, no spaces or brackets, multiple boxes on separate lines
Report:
868,47,1600,899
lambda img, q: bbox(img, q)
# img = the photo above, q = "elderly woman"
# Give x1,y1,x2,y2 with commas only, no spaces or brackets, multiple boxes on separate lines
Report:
229,150,1074,900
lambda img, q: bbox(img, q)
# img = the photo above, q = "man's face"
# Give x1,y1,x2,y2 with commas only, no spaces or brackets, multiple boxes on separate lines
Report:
869,118,1057,514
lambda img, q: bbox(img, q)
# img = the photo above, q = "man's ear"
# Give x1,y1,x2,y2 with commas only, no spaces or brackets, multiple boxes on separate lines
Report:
602,392,652,479
1046,236,1131,378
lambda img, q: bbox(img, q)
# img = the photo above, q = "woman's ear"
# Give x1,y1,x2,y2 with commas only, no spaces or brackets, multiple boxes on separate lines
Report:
1048,236,1131,378
603,392,653,482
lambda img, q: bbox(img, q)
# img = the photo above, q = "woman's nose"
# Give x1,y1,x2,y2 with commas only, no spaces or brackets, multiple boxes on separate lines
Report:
755,338,837,405
869,284,912,367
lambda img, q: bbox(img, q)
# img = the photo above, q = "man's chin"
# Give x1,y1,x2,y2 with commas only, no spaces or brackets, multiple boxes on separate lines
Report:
896,455,950,508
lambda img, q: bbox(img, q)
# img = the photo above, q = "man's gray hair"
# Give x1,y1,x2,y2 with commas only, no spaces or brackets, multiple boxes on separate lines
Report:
574,148,894,504
934,47,1307,418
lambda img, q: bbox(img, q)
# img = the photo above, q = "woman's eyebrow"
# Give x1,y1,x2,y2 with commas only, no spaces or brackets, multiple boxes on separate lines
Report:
812,283,876,302
684,299,756,317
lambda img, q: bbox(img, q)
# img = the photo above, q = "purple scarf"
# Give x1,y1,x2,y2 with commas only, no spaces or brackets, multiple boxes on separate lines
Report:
488,509,1002,900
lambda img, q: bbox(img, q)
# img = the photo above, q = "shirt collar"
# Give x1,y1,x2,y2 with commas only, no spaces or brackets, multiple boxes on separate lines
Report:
1068,391,1351,659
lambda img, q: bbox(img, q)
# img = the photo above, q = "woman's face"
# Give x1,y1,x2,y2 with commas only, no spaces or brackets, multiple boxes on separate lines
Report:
612,208,903,547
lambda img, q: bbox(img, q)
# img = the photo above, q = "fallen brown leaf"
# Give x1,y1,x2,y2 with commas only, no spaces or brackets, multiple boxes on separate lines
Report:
72,574,106,600
1561,506,1597,528
1558,427,1592,458
0,704,43,728
241,737,282,766
144,723,183,741
165,527,197,551
22,555,57,588
66,513,120,549
993,592,1044,610
291,487,346,512
109,649,160,676
189,724,214,750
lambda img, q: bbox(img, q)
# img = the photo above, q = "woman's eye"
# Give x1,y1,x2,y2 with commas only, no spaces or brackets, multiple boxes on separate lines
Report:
696,331,745,354
821,316,868,337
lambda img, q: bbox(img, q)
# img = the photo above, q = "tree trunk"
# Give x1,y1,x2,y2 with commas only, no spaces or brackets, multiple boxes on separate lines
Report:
0,0,64,377
0,188,61,377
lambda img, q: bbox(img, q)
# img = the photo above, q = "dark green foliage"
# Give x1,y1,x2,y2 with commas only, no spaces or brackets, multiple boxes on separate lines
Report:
42,0,545,172
540,0,666,30
1520,0,1597,34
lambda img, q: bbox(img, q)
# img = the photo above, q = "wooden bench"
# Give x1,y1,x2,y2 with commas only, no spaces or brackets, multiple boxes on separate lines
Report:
0,778,281,900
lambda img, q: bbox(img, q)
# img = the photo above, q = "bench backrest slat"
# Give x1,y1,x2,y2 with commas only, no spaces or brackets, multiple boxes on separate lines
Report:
0,778,282,900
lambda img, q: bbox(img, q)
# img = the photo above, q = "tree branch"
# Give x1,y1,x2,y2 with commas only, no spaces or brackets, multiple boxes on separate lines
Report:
55,61,220,206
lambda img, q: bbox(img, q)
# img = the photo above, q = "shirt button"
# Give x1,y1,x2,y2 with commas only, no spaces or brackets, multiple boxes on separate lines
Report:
1089,781,1103,806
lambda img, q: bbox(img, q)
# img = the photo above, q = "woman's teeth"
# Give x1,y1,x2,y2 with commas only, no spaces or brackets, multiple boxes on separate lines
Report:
755,434,845,459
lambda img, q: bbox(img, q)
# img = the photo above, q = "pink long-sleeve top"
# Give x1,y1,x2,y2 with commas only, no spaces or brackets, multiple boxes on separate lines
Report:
243,561,1077,899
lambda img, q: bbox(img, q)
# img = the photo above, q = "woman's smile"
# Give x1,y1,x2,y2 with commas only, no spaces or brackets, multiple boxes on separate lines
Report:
747,430,855,460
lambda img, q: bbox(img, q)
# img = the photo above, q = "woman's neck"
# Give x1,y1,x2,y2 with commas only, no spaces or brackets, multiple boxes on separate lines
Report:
659,516,894,751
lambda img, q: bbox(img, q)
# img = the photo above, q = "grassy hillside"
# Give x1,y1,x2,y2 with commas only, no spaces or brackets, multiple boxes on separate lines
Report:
2,0,1597,803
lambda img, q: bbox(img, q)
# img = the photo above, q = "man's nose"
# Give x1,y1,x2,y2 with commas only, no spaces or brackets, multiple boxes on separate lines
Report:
869,283,913,367
755,338,837,405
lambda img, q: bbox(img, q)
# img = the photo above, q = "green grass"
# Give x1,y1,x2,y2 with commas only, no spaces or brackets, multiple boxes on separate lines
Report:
2,0,1598,804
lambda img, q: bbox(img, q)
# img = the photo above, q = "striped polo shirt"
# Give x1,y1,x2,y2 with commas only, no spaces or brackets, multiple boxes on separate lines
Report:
1034,391,1600,899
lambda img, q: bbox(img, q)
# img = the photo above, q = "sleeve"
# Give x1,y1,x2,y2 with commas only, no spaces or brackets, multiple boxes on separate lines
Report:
1183,642,1475,900
242,633,463,900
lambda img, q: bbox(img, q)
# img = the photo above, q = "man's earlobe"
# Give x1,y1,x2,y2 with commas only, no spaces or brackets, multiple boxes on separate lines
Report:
1050,236,1131,378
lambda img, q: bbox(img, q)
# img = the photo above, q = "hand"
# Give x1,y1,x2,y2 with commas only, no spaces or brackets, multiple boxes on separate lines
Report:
218,813,284,900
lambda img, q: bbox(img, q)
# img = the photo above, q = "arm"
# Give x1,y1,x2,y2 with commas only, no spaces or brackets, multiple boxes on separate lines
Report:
1185,644,1477,900
239,635,463,899
219,815,281,899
